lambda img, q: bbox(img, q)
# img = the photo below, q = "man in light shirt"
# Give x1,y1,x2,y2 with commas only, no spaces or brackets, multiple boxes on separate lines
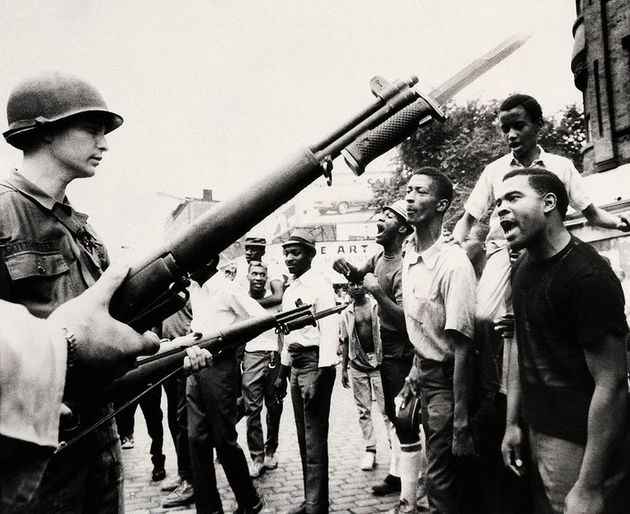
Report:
187,262,266,514
399,168,477,514
275,229,338,514
241,261,284,479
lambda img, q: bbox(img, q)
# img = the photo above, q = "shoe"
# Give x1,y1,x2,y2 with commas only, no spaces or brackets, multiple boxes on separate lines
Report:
152,454,166,482
263,453,278,470
388,499,416,514
360,451,376,471
233,495,265,513
162,480,195,508
161,476,182,493
372,474,401,496
120,436,135,449
249,460,265,478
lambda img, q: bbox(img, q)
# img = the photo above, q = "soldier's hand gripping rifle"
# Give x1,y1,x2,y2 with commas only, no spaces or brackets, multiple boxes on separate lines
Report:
57,302,347,453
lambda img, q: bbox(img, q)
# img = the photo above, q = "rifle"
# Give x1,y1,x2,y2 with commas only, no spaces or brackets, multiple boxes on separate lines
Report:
109,76,444,333
57,302,347,453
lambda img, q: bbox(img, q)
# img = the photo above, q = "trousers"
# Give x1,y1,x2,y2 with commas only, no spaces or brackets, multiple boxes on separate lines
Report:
163,374,191,481
242,350,283,462
187,355,259,514
349,365,387,451
290,349,335,514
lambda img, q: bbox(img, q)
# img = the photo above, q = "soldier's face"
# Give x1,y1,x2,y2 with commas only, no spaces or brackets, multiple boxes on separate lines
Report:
49,115,109,179
283,244,312,278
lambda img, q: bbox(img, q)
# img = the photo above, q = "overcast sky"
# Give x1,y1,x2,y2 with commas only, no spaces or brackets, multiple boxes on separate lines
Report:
0,0,581,257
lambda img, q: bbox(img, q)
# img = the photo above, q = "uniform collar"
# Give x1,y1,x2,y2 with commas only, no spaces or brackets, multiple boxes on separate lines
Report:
7,169,81,216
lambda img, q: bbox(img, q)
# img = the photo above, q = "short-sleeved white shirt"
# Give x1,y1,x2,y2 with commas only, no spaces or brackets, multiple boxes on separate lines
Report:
280,268,339,368
402,236,476,362
464,147,592,253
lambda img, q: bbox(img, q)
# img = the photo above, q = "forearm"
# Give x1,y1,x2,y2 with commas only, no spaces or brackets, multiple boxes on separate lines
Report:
372,290,405,326
257,280,283,308
578,380,627,487
341,339,349,371
505,340,522,427
452,334,470,427
583,204,624,230
452,212,477,244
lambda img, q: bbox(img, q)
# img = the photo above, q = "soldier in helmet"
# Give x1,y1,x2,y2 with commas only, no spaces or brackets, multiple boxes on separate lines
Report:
0,72,127,512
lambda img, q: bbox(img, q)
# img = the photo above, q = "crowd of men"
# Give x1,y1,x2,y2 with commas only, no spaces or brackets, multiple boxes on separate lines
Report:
1,71,630,514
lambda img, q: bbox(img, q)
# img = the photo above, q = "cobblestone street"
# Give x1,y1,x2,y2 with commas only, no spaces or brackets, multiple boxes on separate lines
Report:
123,375,403,513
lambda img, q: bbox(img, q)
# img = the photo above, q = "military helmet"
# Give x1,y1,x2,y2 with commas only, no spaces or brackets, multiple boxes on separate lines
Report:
3,71,123,149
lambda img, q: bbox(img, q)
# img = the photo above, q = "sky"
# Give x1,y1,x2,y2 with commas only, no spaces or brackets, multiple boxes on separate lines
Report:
0,0,582,259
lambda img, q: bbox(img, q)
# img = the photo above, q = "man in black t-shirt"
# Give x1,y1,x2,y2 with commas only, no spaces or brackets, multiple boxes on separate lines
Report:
496,167,629,514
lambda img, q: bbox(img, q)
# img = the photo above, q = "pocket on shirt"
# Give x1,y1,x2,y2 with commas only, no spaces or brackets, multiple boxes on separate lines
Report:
4,250,70,280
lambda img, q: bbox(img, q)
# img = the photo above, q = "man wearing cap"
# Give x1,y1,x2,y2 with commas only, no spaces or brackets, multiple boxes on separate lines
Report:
234,237,285,307
0,72,130,512
276,229,338,514
333,200,418,502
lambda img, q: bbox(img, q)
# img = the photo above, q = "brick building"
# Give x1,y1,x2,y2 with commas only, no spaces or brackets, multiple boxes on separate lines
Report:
571,0,630,173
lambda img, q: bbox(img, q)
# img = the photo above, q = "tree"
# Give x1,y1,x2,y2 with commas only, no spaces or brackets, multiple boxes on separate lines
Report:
369,100,586,229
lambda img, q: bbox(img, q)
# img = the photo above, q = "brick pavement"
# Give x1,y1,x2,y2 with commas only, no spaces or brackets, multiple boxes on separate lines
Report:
122,376,403,514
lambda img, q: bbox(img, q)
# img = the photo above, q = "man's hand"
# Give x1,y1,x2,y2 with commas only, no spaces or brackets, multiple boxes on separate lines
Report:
565,481,605,514
363,273,383,297
394,379,414,415
452,424,476,457
183,346,212,373
616,215,630,232
501,423,525,477
271,365,290,406
341,367,350,389
332,257,353,278
49,265,160,382
494,314,515,339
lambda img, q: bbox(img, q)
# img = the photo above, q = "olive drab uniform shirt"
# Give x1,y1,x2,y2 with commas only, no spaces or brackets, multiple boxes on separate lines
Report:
0,170,114,507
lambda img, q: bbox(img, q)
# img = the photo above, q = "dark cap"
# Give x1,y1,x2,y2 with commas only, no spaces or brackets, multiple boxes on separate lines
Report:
282,228,316,251
245,237,267,247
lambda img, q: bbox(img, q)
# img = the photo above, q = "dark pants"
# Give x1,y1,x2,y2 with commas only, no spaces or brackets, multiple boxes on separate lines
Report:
164,374,192,481
290,350,335,514
22,417,122,514
380,356,418,445
242,350,283,462
419,360,460,514
464,320,531,514
115,385,164,462
187,355,259,514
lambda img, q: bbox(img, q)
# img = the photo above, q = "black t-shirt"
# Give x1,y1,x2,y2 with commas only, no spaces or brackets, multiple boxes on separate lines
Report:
512,237,628,444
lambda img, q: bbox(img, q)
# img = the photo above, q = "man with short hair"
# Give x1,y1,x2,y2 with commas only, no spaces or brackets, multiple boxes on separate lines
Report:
498,168,630,514
339,281,388,471
0,71,132,512
242,261,284,479
234,236,285,307
451,93,630,513
276,229,338,514
333,200,417,500
187,264,266,514
400,168,477,514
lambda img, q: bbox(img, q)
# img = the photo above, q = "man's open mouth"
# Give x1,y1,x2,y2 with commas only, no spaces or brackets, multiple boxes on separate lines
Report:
500,219,517,235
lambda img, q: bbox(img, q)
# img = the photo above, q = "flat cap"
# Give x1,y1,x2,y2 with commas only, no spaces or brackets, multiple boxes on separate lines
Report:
245,237,267,247
282,228,316,250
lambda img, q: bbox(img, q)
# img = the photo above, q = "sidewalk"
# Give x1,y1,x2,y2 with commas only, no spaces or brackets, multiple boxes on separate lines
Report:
122,377,402,513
